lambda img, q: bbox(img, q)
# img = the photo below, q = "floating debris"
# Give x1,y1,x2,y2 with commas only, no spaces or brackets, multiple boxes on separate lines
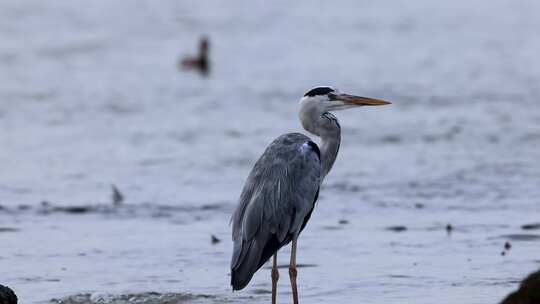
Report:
386,225,407,232
446,224,453,235
521,223,540,230
111,185,124,206
211,234,221,244
414,203,425,209
338,219,349,225
0,227,20,233
38,203,109,215
57,206,93,214
0,284,17,304
500,269,540,304
38,201,93,215
496,234,540,241
200,203,225,211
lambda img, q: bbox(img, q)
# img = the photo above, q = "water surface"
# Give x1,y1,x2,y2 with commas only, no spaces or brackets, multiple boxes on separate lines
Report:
1,1,540,303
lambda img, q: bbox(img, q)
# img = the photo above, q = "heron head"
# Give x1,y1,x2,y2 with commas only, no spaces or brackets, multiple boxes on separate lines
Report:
300,86,390,112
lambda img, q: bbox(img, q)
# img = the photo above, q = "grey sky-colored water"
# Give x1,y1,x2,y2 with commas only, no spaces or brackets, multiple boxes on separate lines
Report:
1,1,540,303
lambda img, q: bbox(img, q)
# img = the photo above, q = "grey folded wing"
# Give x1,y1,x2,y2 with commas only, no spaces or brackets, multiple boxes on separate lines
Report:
230,133,321,290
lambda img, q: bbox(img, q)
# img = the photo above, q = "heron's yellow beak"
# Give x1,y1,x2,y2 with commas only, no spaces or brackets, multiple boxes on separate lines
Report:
333,94,391,106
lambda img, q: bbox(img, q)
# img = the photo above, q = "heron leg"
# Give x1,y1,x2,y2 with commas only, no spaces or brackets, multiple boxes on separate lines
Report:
272,253,279,304
289,238,299,304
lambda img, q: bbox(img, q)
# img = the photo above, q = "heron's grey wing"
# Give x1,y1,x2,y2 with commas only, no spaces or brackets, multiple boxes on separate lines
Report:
230,133,321,290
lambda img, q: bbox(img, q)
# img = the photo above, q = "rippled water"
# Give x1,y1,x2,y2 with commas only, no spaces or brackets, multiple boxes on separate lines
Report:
1,1,540,303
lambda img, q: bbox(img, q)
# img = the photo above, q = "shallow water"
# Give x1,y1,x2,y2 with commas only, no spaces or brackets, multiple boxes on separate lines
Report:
1,0,540,303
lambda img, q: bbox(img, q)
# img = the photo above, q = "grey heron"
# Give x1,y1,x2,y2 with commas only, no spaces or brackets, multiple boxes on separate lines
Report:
230,86,390,303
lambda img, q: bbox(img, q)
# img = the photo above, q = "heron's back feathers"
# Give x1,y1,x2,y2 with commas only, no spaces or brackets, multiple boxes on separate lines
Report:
230,133,321,290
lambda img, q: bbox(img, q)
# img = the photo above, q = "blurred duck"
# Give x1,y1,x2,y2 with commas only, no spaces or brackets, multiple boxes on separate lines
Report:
180,37,210,75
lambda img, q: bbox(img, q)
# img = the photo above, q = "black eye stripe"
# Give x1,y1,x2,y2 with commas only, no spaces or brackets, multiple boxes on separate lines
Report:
304,87,335,97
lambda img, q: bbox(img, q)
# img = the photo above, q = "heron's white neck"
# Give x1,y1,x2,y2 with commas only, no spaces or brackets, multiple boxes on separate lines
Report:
298,101,341,179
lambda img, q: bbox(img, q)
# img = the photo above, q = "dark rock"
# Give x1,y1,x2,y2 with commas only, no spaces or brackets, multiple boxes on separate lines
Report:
501,269,540,304
0,284,17,304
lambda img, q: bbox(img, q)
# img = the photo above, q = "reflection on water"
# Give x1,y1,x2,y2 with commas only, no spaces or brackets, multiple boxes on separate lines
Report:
0,0,540,303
